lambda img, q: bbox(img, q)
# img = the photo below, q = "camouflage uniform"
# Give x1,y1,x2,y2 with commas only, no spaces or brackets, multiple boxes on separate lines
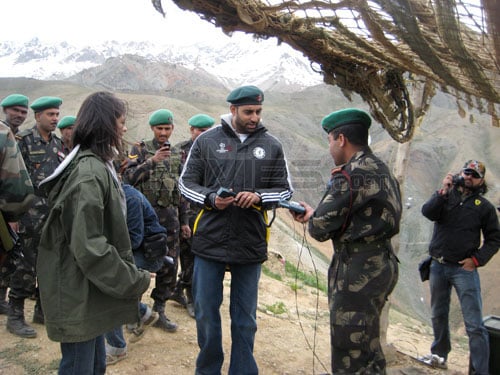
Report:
309,148,402,374
174,139,196,307
124,139,188,318
11,126,63,302
0,123,34,293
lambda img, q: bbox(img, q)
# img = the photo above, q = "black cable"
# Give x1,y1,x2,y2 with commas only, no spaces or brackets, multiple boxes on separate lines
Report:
289,220,329,374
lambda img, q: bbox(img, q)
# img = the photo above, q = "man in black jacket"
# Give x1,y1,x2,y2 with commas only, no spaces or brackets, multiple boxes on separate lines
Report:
179,85,292,375
421,160,500,374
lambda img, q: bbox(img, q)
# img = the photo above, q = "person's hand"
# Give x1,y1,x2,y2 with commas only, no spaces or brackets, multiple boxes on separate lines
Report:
234,192,260,209
8,222,19,233
290,202,314,223
151,145,171,163
181,224,191,239
459,258,476,271
439,173,454,195
214,195,235,210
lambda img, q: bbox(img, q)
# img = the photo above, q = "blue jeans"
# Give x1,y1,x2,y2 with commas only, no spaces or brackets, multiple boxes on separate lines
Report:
193,256,261,375
59,335,106,374
429,260,489,374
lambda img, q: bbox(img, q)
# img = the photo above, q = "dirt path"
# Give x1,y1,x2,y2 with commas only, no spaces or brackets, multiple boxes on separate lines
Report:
0,215,470,374
0,268,469,374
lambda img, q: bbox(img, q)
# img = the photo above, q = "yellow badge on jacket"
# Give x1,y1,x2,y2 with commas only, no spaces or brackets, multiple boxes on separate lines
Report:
475,199,481,206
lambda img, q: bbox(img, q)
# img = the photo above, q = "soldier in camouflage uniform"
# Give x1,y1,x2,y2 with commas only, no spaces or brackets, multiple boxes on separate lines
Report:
6,96,64,338
124,109,189,332
173,114,215,318
291,109,402,374
0,94,31,314
0,122,34,314
57,115,76,155
1,94,29,135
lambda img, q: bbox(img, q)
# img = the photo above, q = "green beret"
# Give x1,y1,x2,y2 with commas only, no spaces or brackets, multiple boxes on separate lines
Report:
149,109,174,126
1,94,29,108
30,96,63,112
227,85,264,106
321,108,371,133
57,115,76,129
188,114,215,128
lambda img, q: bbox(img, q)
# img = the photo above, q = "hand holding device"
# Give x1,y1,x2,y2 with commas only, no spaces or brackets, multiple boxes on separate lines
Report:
217,187,236,198
278,200,306,214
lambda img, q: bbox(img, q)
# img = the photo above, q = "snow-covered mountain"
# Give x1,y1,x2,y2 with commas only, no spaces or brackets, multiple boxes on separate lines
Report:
0,38,323,91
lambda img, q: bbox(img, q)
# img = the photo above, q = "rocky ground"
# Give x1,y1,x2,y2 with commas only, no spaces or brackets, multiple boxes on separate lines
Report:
0,215,471,374
0,266,469,374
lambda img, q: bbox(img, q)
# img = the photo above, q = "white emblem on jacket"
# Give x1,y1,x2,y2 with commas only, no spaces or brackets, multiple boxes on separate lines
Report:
253,147,265,159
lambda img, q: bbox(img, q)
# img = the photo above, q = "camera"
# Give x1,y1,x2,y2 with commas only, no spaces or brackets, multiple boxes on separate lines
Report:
452,174,465,187
163,141,170,150
278,200,306,214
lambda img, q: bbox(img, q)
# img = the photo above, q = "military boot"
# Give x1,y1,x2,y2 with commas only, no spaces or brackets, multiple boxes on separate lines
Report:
0,287,8,315
170,284,187,307
32,299,45,325
6,297,37,338
152,301,178,333
185,287,195,319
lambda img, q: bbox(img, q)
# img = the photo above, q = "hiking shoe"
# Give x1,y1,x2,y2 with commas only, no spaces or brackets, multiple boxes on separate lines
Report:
153,311,178,332
125,322,137,333
106,351,128,366
129,311,159,343
418,354,448,369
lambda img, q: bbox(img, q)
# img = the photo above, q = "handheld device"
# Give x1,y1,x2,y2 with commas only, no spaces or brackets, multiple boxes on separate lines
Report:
163,141,171,150
216,187,236,198
278,200,306,214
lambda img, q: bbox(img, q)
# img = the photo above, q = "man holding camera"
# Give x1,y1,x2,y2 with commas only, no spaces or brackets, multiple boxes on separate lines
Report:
124,109,189,333
421,160,500,374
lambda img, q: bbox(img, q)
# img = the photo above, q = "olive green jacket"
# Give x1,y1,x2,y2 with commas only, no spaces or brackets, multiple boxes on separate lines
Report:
38,147,150,342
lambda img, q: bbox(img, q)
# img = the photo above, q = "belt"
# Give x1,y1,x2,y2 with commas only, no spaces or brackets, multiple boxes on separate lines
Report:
431,256,458,265
334,239,392,255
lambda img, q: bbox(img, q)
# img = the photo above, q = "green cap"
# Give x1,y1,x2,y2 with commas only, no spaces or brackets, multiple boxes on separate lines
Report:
226,85,264,106
321,108,371,133
30,96,63,112
149,109,174,126
57,115,76,129
1,94,29,108
188,114,215,128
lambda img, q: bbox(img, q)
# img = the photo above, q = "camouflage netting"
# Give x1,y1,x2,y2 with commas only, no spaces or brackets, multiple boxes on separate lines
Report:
152,0,500,142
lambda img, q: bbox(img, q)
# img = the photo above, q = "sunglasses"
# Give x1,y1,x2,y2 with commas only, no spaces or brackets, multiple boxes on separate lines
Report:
462,170,481,178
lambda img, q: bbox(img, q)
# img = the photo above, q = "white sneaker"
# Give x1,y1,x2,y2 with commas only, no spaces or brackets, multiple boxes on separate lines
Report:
418,354,448,369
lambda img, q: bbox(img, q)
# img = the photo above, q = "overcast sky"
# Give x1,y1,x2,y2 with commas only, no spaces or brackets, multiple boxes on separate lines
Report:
1,0,243,46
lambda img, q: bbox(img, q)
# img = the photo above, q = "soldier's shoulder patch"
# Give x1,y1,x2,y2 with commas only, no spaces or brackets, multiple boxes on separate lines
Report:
475,199,481,206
